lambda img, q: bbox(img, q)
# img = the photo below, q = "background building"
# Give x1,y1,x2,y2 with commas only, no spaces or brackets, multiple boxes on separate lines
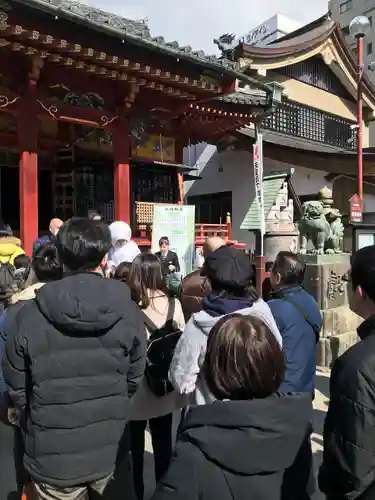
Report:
329,1,375,106
235,14,302,47
329,0,375,64
185,15,375,247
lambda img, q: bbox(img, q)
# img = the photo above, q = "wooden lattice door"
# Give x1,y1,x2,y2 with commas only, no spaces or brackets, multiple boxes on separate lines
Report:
53,148,75,221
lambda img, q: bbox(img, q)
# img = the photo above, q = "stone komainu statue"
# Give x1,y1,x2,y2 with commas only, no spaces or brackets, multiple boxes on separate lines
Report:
299,201,344,255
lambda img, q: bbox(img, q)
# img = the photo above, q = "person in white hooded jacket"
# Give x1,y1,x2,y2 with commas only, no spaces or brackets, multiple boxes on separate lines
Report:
107,221,141,272
169,246,282,406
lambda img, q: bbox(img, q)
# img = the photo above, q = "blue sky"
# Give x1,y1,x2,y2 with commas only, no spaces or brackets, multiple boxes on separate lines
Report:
84,0,328,52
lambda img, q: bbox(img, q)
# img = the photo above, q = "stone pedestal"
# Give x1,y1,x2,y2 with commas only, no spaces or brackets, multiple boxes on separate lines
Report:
302,254,360,367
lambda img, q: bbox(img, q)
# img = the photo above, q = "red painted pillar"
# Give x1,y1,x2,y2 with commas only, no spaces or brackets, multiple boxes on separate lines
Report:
18,83,38,256
175,138,184,205
357,35,364,201
112,118,131,223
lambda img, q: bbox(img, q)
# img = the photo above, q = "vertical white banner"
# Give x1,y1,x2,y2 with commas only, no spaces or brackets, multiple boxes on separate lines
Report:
253,133,265,256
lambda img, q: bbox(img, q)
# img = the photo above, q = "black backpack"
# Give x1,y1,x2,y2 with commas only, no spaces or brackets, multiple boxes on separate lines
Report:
140,299,183,397
0,263,18,313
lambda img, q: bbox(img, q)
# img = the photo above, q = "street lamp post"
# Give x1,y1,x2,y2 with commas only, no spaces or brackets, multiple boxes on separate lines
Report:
349,15,371,201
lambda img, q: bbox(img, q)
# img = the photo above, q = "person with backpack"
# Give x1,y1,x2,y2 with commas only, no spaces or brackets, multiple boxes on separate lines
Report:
0,222,27,314
151,314,312,500
0,251,30,422
267,251,322,499
0,242,63,494
32,218,63,253
127,253,185,500
268,251,322,395
0,222,25,265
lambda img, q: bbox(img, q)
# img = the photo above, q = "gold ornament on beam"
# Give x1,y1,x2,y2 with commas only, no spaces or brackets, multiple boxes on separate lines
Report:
100,115,118,127
37,100,58,118
0,95,19,108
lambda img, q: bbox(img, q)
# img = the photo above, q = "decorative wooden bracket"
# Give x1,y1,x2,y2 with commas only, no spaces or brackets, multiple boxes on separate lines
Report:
29,54,44,83
125,83,140,109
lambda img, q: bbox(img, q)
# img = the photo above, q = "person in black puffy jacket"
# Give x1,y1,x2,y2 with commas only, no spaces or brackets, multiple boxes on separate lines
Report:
2,218,146,500
319,245,375,500
152,314,312,500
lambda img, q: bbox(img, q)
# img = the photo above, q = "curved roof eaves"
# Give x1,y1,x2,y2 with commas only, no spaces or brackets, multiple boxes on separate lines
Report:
236,14,335,59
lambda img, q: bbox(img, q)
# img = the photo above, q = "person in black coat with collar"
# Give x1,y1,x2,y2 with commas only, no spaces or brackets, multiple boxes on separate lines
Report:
319,245,375,500
151,314,312,500
155,237,180,277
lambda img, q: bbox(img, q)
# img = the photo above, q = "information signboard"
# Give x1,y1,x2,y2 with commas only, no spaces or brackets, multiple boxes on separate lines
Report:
152,204,195,277
349,194,363,224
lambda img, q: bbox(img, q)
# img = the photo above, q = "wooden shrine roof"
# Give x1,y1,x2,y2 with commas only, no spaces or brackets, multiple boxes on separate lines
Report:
0,0,284,146
9,0,274,92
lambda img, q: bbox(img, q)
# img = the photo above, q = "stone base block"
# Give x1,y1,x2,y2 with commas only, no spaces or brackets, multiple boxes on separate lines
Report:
322,306,361,338
303,253,351,310
317,331,358,367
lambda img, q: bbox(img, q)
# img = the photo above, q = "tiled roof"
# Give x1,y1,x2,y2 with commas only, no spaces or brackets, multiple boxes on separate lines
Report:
240,171,292,231
17,0,242,73
219,90,268,106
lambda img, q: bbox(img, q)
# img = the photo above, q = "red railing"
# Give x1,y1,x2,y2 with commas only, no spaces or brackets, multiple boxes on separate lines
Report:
195,214,232,245
134,202,239,248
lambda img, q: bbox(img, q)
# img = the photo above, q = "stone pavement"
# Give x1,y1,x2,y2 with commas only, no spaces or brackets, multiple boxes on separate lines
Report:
143,369,331,499
311,369,330,500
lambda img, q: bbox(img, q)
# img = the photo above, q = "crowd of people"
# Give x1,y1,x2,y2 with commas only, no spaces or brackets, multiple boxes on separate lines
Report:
0,215,374,500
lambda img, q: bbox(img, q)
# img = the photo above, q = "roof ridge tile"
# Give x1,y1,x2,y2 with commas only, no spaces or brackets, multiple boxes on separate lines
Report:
29,0,241,70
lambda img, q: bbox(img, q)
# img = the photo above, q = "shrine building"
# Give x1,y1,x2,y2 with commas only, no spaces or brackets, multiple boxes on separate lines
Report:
0,0,282,254
185,14,375,245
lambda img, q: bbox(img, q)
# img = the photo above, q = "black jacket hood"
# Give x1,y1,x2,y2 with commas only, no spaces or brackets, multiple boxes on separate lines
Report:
180,393,312,476
36,272,131,334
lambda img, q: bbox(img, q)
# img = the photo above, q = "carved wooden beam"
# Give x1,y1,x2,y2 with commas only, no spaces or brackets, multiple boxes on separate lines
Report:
0,21,222,94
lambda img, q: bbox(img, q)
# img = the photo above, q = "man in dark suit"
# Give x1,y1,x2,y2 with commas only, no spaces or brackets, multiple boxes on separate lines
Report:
155,237,180,277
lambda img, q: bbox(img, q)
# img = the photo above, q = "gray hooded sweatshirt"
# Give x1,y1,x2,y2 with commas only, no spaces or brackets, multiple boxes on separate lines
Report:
169,298,282,406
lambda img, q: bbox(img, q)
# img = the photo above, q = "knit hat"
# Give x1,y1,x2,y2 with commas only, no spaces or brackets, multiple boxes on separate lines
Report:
201,246,254,291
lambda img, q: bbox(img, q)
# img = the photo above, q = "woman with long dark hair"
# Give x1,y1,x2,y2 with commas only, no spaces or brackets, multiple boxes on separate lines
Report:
113,261,132,283
152,315,311,500
128,253,185,500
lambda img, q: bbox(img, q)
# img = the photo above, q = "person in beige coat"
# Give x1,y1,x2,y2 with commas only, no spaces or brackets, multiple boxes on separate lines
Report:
127,253,185,500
